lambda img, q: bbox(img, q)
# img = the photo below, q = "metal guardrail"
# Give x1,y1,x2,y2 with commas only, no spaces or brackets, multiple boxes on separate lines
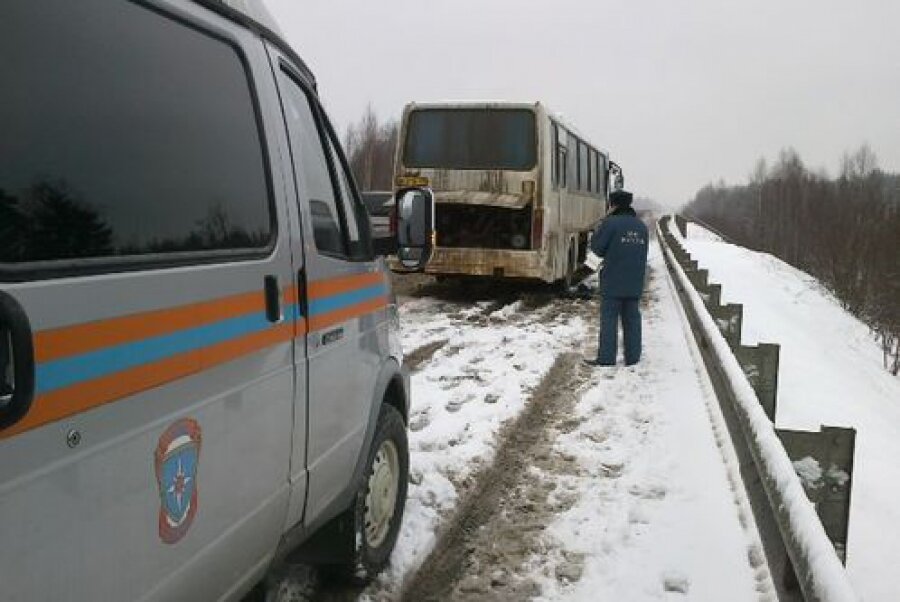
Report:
675,211,736,244
657,215,857,602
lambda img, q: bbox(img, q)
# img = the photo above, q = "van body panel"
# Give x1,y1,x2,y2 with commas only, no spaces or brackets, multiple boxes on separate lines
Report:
261,41,312,534
0,1,297,599
267,54,393,530
0,1,409,599
301,260,391,525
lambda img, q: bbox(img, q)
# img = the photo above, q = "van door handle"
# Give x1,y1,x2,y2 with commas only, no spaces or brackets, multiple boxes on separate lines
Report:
264,275,281,323
0,291,35,430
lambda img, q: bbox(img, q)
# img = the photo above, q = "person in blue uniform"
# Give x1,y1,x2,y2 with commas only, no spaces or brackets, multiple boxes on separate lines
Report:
586,190,649,366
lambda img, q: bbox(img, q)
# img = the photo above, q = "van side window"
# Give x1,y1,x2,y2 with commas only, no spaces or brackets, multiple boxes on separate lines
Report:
323,131,371,260
277,73,346,256
0,0,273,266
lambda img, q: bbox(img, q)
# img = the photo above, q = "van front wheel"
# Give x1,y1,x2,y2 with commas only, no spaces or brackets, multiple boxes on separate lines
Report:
345,404,409,584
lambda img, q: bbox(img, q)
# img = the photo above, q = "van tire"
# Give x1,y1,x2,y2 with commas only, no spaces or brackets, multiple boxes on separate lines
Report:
335,403,408,585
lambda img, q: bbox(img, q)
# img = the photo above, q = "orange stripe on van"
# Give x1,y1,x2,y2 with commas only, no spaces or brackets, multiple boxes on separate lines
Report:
2,322,294,439
35,290,265,364
283,284,299,306
307,296,388,332
308,272,385,299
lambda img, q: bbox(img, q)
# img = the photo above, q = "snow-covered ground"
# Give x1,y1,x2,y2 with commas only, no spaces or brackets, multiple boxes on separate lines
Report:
367,244,776,600
529,244,772,601
383,294,587,589
681,221,900,602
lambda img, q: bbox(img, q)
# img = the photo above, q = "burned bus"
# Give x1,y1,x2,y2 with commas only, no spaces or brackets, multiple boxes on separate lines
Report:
395,101,622,284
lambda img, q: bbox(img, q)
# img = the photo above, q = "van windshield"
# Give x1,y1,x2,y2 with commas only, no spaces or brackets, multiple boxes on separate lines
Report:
403,108,536,171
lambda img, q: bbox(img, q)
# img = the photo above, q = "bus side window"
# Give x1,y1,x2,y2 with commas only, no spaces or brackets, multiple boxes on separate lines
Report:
551,123,559,188
558,145,568,189
578,142,591,192
587,148,594,194
567,134,578,193
599,154,608,197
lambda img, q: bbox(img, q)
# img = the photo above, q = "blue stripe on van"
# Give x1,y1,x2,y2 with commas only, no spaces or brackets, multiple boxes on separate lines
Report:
35,312,275,394
307,283,387,317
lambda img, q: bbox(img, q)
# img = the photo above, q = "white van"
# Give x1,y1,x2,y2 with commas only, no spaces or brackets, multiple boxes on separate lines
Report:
0,1,433,599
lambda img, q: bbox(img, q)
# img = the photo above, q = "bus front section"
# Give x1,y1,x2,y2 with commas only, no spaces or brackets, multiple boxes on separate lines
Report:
396,104,551,281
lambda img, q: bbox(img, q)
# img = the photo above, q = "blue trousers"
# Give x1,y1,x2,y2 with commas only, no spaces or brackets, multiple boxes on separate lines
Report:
598,296,642,365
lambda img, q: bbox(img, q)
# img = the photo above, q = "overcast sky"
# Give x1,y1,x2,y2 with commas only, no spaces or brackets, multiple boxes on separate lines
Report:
263,0,899,207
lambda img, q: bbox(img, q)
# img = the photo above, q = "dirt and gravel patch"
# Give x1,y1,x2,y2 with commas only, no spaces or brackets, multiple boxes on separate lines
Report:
405,340,449,372
398,352,592,601
390,272,436,298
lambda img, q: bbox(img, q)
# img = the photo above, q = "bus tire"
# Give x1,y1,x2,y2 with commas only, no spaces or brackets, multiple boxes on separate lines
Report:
560,244,577,290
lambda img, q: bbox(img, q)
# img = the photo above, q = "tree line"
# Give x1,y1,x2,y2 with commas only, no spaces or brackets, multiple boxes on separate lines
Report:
343,104,398,192
684,146,900,375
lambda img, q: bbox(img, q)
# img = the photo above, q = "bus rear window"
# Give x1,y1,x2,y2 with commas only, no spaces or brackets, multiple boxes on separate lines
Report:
403,109,536,171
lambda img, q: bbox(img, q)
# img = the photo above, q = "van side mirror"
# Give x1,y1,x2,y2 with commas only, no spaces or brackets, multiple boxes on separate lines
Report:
394,187,435,270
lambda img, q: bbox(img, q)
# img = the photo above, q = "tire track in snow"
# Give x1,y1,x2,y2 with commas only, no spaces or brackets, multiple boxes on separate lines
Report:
398,352,591,601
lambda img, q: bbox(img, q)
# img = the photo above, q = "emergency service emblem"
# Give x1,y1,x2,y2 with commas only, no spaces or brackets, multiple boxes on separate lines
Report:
154,418,202,544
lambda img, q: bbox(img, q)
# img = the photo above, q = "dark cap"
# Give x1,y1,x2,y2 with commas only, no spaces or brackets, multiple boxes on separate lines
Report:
610,190,633,207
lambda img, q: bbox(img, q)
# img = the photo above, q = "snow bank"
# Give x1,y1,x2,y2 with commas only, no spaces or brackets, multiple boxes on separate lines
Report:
660,218,857,602
686,220,723,242
683,221,900,602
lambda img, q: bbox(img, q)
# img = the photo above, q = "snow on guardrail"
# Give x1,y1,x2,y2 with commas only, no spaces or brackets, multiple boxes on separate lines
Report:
657,215,857,602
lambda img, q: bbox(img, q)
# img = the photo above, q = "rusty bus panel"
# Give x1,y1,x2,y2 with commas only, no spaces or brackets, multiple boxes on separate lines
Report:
394,101,611,283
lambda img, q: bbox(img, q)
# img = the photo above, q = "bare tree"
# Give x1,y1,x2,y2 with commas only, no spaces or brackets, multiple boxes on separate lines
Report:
685,146,899,374
344,104,399,191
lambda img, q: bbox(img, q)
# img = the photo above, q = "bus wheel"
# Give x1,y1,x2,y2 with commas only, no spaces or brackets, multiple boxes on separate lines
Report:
560,245,577,291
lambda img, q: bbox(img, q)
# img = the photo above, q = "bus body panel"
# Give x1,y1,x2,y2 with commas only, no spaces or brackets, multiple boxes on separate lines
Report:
395,102,609,283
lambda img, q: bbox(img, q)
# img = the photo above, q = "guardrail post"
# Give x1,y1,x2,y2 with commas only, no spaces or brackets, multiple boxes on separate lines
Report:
674,214,688,237
685,268,709,291
735,343,780,421
703,283,722,310
709,303,743,349
776,426,856,565
669,240,688,262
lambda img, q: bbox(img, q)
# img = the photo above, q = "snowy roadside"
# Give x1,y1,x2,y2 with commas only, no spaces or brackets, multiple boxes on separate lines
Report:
526,243,771,602
681,222,900,602
372,290,588,595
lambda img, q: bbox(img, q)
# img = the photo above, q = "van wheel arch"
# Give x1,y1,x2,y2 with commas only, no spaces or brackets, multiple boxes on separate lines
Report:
322,403,409,585
382,374,408,425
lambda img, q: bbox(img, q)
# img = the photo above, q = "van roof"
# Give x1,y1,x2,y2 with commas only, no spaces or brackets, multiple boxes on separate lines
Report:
194,0,316,88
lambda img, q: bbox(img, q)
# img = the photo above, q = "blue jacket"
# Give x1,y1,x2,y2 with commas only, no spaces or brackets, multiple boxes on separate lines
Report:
590,208,648,298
